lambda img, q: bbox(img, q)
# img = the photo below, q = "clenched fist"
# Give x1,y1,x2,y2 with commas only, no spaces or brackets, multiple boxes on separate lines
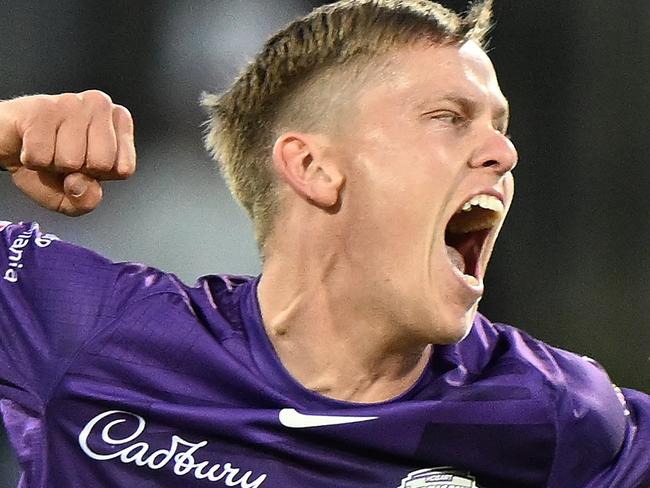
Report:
0,90,136,216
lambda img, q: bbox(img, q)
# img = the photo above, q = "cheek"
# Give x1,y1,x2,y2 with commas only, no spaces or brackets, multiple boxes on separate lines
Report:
350,128,462,219
501,172,516,213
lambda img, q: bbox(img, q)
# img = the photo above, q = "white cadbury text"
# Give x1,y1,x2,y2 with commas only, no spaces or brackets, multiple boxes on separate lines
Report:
78,410,267,487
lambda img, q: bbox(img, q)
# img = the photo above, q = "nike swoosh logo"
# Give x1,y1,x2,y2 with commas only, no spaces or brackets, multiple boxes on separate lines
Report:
278,408,378,429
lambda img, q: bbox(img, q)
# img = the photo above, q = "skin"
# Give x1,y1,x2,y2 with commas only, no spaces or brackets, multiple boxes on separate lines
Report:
0,40,516,404
258,40,518,402
0,90,135,216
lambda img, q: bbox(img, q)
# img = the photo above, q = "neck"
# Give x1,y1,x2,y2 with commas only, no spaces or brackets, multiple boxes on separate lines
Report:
257,245,432,403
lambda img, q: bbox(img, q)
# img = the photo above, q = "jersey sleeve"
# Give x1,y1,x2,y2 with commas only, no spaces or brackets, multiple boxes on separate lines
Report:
584,387,650,488
0,221,171,414
546,346,650,487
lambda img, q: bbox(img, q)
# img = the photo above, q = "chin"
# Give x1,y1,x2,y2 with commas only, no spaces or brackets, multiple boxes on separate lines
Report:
429,305,477,345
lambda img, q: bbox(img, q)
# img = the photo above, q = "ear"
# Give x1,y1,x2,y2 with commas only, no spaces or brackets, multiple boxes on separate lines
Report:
272,132,344,208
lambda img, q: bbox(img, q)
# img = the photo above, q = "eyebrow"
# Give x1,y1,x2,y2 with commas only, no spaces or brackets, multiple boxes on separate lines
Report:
422,94,510,132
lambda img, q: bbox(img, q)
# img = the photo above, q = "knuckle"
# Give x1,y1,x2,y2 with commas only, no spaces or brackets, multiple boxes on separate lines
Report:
115,163,135,179
81,90,113,110
113,104,135,133
26,94,82,128
55,158,83,171
86,158,114,172
26,95,59,119
22,157,50,169
113,104,132,120
21,145,52,168
54,92,83,111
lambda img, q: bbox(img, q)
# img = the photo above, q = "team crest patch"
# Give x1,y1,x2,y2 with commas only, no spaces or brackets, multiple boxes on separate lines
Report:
398,467,479,488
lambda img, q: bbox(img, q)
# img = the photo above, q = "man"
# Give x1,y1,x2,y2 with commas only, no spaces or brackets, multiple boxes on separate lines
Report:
0,1,648,487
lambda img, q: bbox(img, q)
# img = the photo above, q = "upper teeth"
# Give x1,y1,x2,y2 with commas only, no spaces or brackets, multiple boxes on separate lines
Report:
460,194,504,213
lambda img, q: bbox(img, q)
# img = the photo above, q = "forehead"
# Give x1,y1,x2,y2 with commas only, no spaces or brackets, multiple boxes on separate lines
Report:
364,40,508,115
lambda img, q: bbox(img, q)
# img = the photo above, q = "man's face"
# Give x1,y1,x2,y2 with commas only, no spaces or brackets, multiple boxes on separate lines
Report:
331,40,517,344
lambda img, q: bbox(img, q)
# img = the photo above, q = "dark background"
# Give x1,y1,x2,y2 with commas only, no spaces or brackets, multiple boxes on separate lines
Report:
1,1,648,484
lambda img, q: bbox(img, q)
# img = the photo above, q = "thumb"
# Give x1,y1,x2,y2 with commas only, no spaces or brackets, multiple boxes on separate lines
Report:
12,168,103,216
60,172,103,216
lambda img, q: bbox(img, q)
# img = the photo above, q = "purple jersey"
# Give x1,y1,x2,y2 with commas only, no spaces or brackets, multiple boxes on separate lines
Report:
0,221,648,487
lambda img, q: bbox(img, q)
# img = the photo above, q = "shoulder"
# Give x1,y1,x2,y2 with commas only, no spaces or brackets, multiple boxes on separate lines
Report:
461,314,629,483
463,314,624,393
0,221,191,313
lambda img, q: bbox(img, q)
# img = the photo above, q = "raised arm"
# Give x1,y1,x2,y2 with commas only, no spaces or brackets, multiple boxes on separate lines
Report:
0,90,136,216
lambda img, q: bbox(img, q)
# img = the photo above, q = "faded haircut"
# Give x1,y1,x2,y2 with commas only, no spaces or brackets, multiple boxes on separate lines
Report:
202,0,494,253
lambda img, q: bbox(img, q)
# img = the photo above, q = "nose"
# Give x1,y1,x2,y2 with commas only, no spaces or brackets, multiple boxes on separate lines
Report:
468,129,518,175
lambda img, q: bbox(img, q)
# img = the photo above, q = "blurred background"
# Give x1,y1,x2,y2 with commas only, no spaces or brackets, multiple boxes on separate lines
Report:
0,0,649,484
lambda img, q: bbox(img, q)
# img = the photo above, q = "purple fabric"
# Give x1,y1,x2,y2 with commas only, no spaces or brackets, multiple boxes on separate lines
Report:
0,221,648,487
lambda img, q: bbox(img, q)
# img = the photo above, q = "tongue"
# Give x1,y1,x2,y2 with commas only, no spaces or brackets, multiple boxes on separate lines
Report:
446,245,466,274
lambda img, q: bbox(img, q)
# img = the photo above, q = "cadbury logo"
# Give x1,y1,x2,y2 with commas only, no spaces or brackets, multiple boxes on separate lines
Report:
78,410,267,487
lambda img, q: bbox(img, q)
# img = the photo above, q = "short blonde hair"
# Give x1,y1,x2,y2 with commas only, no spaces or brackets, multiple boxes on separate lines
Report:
202,0,493,252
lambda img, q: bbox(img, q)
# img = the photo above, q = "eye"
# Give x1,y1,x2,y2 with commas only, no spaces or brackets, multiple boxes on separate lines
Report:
496,126,513,141
428,111,468,127
494,118,511,139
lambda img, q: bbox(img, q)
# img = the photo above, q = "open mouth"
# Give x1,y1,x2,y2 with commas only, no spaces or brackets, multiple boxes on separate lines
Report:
444,194,504,283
